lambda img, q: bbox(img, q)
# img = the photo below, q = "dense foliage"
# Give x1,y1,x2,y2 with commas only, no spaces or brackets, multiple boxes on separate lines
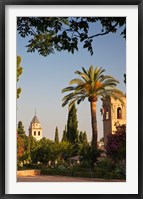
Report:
17,123,126,180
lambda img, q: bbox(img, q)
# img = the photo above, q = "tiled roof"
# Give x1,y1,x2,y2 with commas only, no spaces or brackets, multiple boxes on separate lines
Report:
31,115,40,124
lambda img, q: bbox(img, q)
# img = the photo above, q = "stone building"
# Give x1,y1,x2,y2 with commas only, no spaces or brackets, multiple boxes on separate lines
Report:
101,95,126,145
29,113,43,141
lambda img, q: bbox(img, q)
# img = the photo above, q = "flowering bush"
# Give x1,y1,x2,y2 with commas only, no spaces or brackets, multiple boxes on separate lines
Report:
106,124,126,162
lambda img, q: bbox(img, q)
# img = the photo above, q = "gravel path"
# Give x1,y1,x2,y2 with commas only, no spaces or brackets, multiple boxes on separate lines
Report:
17,175,126,182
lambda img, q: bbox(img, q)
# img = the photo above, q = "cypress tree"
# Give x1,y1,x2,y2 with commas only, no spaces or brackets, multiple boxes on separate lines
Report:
17,121,25,135
79,131,83,143
54,127,59,144
61,125,67,142
83,131,88,143
67,103,78,143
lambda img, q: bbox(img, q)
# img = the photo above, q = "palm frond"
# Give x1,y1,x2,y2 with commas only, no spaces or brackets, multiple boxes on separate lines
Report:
82,67,88,76
62,86,75,93
69,78,85,85
68,98,78,110
75,70,90,82
62,65,124,108
77,96,86,104
102,77,119,85
94,67,105,81
88,65,94,81
62,99,69,107
103,82,118,88
62,92,76,101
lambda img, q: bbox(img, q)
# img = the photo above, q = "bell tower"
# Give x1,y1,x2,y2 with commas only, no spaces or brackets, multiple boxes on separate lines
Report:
29,111,43,141
101,95,126,145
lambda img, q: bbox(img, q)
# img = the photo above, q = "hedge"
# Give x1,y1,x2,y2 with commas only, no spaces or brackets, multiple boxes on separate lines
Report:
40,168,125,180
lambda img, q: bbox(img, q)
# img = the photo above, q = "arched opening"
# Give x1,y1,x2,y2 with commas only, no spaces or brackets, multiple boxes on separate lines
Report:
105,108,109,120
117,107,122,119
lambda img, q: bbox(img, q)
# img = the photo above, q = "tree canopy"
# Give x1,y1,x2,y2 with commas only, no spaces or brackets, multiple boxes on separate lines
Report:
17,121,29,163
17,17,126,56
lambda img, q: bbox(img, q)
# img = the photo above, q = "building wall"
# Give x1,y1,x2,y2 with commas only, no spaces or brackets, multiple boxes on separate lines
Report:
103,120,112,144
102,96,126,145
110,97,126,134
29,122,43,141
31,127,42,141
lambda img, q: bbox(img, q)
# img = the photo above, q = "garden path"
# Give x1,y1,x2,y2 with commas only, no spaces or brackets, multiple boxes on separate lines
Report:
17,175,125,182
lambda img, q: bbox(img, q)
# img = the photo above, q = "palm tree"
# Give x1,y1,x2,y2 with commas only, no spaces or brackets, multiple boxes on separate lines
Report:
62,65,124,148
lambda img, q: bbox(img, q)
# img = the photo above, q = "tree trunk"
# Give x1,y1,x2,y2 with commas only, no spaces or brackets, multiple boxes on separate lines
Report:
90,101,97,148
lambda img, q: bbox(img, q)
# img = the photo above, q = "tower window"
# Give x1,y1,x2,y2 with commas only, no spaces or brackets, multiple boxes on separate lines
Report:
38,131,40,136
105,112,109,119
34,131,36,136
105,108,109,119
117,107,122,119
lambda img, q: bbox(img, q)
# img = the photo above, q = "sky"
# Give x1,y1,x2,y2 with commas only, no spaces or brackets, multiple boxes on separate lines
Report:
17,18,126,142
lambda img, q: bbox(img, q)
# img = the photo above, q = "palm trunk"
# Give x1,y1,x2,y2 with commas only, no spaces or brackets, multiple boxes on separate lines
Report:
90,101,97,148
